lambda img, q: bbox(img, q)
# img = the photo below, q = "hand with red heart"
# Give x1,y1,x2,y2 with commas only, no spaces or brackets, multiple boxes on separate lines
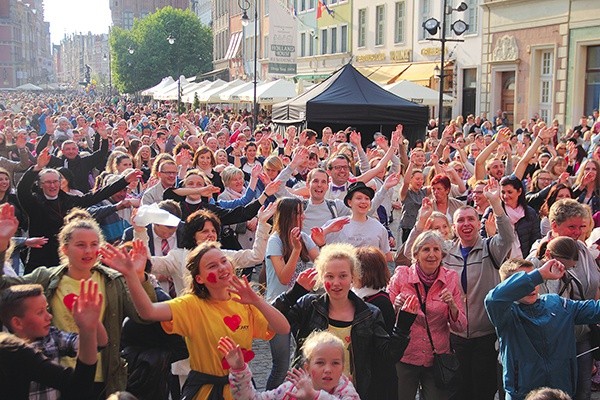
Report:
217,336,246,370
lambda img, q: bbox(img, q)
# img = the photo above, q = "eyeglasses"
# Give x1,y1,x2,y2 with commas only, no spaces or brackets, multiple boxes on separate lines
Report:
331,165,350,171
41,180,60,186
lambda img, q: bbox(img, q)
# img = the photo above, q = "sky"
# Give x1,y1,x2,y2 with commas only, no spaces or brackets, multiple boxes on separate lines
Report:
44,0,112,44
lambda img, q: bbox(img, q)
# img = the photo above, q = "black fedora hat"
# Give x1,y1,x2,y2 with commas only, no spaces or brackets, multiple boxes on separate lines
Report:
344,181,375,207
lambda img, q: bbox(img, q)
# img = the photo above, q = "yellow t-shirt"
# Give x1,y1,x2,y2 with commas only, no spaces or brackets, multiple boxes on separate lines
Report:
161,294,274,400
328,322,353,379
50,271,106,382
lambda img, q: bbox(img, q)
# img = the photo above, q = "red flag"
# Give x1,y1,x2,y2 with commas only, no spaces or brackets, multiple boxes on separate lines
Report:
317,0,323,19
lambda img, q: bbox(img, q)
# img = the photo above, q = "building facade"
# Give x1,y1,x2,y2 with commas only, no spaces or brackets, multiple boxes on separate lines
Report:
54,33,109,90
111,0,190,29
481,0,600,128
0,0,52,88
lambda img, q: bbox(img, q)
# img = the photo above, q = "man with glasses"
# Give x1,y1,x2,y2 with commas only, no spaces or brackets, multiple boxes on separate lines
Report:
17,147,141,272
142,160,178,205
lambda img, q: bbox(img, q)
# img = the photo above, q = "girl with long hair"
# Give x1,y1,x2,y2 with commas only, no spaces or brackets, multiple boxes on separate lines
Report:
264,197,319,389
99,240,290,400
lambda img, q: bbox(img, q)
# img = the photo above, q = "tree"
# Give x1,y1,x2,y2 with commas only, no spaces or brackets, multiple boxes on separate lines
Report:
193,92,200,112
111,6,213,94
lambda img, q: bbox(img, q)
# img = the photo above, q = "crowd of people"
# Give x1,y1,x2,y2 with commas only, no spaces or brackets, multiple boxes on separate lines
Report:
0,91,600,400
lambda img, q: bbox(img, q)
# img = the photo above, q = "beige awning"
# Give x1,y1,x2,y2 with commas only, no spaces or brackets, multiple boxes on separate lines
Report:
356,62,439,85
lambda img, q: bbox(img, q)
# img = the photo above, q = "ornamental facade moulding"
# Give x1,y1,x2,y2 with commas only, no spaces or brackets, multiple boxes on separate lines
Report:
491,35,520,63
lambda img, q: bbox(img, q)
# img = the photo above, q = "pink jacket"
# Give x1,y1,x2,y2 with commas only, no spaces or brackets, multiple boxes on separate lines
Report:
388,265,467,367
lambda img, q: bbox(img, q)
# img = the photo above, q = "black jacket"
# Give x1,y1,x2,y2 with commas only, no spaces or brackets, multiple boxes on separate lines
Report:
37,132,108,192
272,284,415,400
17,167,129,271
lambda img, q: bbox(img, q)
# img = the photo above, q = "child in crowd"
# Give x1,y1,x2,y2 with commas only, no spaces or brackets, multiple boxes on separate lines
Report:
99,240,290,400
0,277,103,400
218,331,359,400
485,258,600,400
0,281,107,400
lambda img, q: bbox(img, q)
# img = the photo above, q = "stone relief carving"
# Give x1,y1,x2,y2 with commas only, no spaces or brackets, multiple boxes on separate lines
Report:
492,35,519,62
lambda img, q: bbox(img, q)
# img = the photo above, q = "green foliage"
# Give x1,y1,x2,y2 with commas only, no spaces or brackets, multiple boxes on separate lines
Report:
110,6,213,94
193,92,200,112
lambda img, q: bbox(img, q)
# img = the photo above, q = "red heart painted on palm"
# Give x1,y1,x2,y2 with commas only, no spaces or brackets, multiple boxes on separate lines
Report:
345,336,351,343
223,315,242,331
63,293,78,311
221,347,255,369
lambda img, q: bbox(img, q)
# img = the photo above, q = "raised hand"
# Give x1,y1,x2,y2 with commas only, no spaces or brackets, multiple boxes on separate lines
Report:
296,268,318,291
217,336,245,370
0,203,19,248
45,116,55,134
257,202,276,224
495,127,511,144
349,130,361,146
99,243,141,280
198,185,221,197
264,180,282,196
36,147,52,170
539,259,566,281
229,275,261,305
15,132,27,149
484,213,497,237
439,288,456,307
289,227,303,252
124,169,143,184
287,368,318,400
418,197,434,221
401,294,420,314
483,177,501,202
24,237,49,249
384,172,401,190
250,163,262,181
72,279,103,331
175,149,192,166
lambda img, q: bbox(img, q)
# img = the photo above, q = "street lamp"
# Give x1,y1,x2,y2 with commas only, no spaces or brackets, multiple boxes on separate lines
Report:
422,1,469,132
167,34,182,115
239,0,258,129
103,53,112,96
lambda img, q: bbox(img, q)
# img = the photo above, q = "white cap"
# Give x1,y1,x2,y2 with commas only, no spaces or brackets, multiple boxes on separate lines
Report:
134,203,181,227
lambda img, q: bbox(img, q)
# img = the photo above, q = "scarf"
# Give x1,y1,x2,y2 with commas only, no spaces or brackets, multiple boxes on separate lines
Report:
223,186,243,199
415,263,440,288
505,204,525,225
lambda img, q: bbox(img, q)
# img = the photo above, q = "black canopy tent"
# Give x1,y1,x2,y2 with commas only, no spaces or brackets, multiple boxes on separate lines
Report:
272,63,428,145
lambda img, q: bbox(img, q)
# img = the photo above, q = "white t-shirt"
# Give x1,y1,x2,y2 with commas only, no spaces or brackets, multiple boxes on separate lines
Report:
326,216,390,254
264,231,317,302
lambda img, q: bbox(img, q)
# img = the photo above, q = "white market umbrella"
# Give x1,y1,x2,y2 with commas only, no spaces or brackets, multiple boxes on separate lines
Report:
153,76,191,101
219,81,256,103
383,80,454,106
196,79,245,103
16,83,43,91
237,79,296,105
141,76,175,96
181,79,227,103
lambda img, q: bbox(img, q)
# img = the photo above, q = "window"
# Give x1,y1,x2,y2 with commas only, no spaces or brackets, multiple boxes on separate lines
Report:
466,0,477,34
341,25,348,53
321,28,327,55
420,0,431,40
394,1,405,44
331,27,337,54
309,32,315,56
585,46,600,115
300,0,306,11
308,0,315,9
300,32,306,57
358,9,366,47
123,11,134,29
375,5,385,46
264,0,269,15
539,50,553,124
